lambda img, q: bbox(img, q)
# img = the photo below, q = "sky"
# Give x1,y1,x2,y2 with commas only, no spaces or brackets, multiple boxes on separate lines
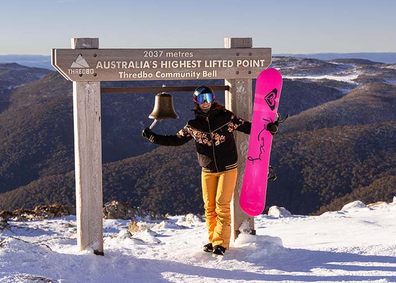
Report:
0,0,395,55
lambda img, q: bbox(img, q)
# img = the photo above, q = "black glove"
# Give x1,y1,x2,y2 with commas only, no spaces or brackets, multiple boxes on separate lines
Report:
142,127,155,142
266,121,279,135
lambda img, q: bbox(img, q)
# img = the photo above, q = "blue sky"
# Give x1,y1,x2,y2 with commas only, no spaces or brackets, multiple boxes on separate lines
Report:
1,0,395,55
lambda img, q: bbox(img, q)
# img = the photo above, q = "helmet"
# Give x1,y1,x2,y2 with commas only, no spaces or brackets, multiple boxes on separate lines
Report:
193,85,215,104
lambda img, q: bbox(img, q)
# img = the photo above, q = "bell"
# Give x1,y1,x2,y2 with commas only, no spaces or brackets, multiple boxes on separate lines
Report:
148,92,179,129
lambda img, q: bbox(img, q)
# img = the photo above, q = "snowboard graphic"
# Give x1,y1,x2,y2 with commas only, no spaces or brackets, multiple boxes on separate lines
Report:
240,68,283,216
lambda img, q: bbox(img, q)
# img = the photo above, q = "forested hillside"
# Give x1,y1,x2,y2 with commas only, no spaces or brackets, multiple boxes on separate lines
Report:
1,58,395,214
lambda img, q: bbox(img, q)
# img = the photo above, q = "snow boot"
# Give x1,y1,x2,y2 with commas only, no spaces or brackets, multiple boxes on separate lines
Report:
203,243,213,253
213,245,226,256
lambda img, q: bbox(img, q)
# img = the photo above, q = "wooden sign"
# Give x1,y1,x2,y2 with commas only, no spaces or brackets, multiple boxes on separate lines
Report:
52,48,272,82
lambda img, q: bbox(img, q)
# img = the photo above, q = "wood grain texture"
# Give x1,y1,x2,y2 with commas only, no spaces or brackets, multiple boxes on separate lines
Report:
225,38,257,241
72,38,104,255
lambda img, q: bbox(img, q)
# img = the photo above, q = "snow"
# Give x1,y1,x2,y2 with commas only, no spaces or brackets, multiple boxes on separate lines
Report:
284,71,360,83
267,206,292,218
1,201,396,283
381,65,396,70
341,200,368,211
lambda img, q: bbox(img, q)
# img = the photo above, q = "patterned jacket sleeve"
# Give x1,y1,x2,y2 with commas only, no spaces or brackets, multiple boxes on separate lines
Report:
148,124,193,146
230,113,251,134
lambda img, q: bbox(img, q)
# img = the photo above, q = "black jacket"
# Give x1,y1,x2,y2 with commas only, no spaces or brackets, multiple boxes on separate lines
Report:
148,102,251,173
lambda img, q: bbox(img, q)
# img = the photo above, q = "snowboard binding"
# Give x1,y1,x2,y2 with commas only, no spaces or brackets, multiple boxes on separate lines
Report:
268,165,277,181
266,114,289,179
266,113,290,135
276,113,290,124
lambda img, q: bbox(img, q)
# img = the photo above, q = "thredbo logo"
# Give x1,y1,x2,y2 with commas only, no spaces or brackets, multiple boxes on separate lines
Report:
264,88,278,111
71,54,90,68
68,54,95,75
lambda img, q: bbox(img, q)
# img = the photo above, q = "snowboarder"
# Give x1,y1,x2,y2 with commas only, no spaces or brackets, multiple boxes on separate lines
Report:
142,85,278,256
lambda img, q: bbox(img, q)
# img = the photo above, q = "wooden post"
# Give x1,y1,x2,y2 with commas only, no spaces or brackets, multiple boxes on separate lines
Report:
224,37,255,242
72,38,104,255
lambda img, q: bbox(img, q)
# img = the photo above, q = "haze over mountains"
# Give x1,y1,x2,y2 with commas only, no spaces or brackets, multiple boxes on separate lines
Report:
0,55,395,215
0,55,53,70
1,52,396,70
278,52,396,64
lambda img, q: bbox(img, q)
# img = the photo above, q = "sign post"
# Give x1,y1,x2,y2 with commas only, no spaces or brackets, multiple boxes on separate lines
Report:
71,38,104,255
52,37,271,254
224,38,255,240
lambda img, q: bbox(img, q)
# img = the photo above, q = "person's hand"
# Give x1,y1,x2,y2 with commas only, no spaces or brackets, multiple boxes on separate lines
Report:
142,127,154,140
266,121,278,135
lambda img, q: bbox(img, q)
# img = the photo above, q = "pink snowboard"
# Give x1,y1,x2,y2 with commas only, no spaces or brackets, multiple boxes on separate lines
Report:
240,68,283,216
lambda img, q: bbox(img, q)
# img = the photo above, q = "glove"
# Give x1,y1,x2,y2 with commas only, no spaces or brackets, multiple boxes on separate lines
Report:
266,121,279,135
142,127,155,142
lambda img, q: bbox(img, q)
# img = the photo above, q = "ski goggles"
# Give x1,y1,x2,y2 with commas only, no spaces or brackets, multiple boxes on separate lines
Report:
196,93,214,104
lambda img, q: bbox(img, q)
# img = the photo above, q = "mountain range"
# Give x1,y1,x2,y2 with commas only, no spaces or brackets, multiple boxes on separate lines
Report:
0,56,395,215
0,55,54,70
277,52,396,64
1,52,396,71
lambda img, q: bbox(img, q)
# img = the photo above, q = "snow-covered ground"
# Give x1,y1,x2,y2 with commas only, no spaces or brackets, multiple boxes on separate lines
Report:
1,200,396,283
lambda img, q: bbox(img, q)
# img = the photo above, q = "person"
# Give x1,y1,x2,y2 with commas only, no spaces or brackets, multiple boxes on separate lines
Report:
142,85,278,256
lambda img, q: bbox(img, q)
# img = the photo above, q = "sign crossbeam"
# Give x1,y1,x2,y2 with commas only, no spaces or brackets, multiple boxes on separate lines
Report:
101,85,230,94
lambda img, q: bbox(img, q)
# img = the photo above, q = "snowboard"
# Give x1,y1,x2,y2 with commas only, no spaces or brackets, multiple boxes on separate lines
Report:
240,68,283,216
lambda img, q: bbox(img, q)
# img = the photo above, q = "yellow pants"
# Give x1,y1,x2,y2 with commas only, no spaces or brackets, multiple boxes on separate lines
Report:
201,168,238,250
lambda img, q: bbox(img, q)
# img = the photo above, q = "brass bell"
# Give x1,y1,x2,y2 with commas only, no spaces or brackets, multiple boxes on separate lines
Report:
148,92,179,129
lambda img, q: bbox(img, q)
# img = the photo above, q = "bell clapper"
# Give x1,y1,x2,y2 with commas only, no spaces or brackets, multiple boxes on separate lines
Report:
149,119,160,130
